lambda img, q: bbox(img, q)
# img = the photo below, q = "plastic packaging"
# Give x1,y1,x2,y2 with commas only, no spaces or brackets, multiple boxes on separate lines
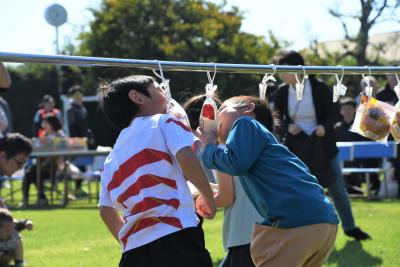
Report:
351,96,397,142
199,81,218,136
390,101,400,141
155,68,191,129
168,98,191,129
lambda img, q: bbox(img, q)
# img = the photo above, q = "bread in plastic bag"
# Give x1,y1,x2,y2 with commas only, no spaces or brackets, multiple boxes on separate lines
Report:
199,95,218,136
168,98,192,130
351,95,396,142
390,101,400,141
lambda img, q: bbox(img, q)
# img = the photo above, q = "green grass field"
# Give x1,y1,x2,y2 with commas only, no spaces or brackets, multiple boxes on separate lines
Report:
2,184,400,267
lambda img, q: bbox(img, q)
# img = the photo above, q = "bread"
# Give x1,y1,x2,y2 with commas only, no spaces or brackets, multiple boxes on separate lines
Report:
359,104,391,140
391,111,400,140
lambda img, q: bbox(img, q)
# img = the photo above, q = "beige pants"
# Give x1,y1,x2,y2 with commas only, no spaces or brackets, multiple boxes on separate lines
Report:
250,223,337,267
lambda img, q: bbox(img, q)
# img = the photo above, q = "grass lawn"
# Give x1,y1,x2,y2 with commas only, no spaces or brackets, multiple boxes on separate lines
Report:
2,183,399,266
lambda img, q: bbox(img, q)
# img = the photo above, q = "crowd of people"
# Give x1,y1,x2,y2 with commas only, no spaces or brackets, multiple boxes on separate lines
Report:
0,62,93,266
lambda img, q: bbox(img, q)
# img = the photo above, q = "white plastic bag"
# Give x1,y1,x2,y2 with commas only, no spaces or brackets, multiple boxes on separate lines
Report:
199,71,219,136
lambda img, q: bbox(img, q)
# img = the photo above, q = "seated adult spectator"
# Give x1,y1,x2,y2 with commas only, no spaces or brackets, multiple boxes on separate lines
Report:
334,97,380,194
33,95,62,138
24,114,65,206
67,86,92,196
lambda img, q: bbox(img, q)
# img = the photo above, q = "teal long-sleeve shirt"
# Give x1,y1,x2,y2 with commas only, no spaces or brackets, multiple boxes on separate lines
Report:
202,116,339,228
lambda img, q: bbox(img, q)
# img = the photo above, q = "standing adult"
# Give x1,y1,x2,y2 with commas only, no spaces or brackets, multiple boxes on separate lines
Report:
273,50,371,241
0,63,13,134
67,85,89,196
67,85,88,138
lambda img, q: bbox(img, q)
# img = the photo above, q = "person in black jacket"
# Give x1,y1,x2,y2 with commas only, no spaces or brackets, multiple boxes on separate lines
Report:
334,97,380,194
273,51,370,241
67,85,89,196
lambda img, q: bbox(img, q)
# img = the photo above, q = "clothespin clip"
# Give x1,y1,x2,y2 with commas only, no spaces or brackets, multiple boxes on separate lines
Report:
206,63,217,96
333,65,347,102
259,64,277,100
362,66,373,97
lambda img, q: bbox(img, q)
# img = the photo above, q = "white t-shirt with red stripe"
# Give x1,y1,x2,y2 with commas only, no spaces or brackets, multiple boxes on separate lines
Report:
99,114,200,252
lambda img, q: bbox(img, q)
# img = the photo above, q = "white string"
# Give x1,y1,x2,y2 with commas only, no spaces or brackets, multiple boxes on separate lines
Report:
259,64,277,100
294,66,307,101
152,60,165,80
206,63,217,85
205,63,217,97
152,60,171,111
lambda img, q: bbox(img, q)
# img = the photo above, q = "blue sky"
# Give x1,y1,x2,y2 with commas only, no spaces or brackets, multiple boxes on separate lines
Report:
0,0,399,55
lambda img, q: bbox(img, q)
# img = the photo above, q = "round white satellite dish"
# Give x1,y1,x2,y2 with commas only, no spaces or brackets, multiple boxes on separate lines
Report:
45,4,68,27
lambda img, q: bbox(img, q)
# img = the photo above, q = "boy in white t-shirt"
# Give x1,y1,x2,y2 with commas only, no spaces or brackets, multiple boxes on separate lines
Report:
98,75,216,267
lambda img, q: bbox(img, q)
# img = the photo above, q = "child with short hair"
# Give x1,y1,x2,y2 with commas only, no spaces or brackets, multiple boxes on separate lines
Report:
0,208,24,267
184,94,261,267
98,75,216,267
198,95,339,267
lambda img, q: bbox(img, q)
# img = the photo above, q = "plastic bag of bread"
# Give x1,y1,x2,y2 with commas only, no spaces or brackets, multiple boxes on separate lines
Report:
168,98,191,129
159,78,192,129
199,81,218,136
390,101,400,141
351,95,396,142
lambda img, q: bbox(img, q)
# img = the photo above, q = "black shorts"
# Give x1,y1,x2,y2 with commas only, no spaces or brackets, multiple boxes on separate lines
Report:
220,244,255,267
119,226,212,267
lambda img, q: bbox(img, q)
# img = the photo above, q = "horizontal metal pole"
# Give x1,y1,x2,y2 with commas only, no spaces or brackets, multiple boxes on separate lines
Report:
1,51,400,75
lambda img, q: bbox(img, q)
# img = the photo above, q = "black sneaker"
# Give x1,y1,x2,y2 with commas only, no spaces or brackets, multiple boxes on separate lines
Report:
344,227,371,241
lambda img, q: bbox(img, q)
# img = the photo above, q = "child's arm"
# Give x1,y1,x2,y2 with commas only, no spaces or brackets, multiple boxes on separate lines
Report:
213,171,234,208
99,206,124,241
176,147,216,219
201,118,267,175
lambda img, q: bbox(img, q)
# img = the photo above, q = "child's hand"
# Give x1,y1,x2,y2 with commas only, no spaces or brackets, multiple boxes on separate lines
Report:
196,127,216,148
195,194,216,219
25,220,33,231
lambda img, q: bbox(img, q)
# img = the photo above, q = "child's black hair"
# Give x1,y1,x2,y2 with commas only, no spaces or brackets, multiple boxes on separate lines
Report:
275,50,305,66
98,75,154,130
183,94,221,131
0,133,32,159
43,114,62,132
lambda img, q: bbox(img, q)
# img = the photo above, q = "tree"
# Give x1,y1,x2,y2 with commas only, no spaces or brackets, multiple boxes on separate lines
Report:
78,0,283,100
327,0,399,66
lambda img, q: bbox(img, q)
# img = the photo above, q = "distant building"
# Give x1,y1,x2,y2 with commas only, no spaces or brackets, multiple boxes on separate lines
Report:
312,31,400,64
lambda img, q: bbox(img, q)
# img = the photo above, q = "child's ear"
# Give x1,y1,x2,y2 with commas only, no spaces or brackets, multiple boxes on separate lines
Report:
244,103,255,114
128,90,145,105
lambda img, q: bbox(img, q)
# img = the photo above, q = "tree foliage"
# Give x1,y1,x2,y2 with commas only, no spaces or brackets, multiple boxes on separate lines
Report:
78,0,282,100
